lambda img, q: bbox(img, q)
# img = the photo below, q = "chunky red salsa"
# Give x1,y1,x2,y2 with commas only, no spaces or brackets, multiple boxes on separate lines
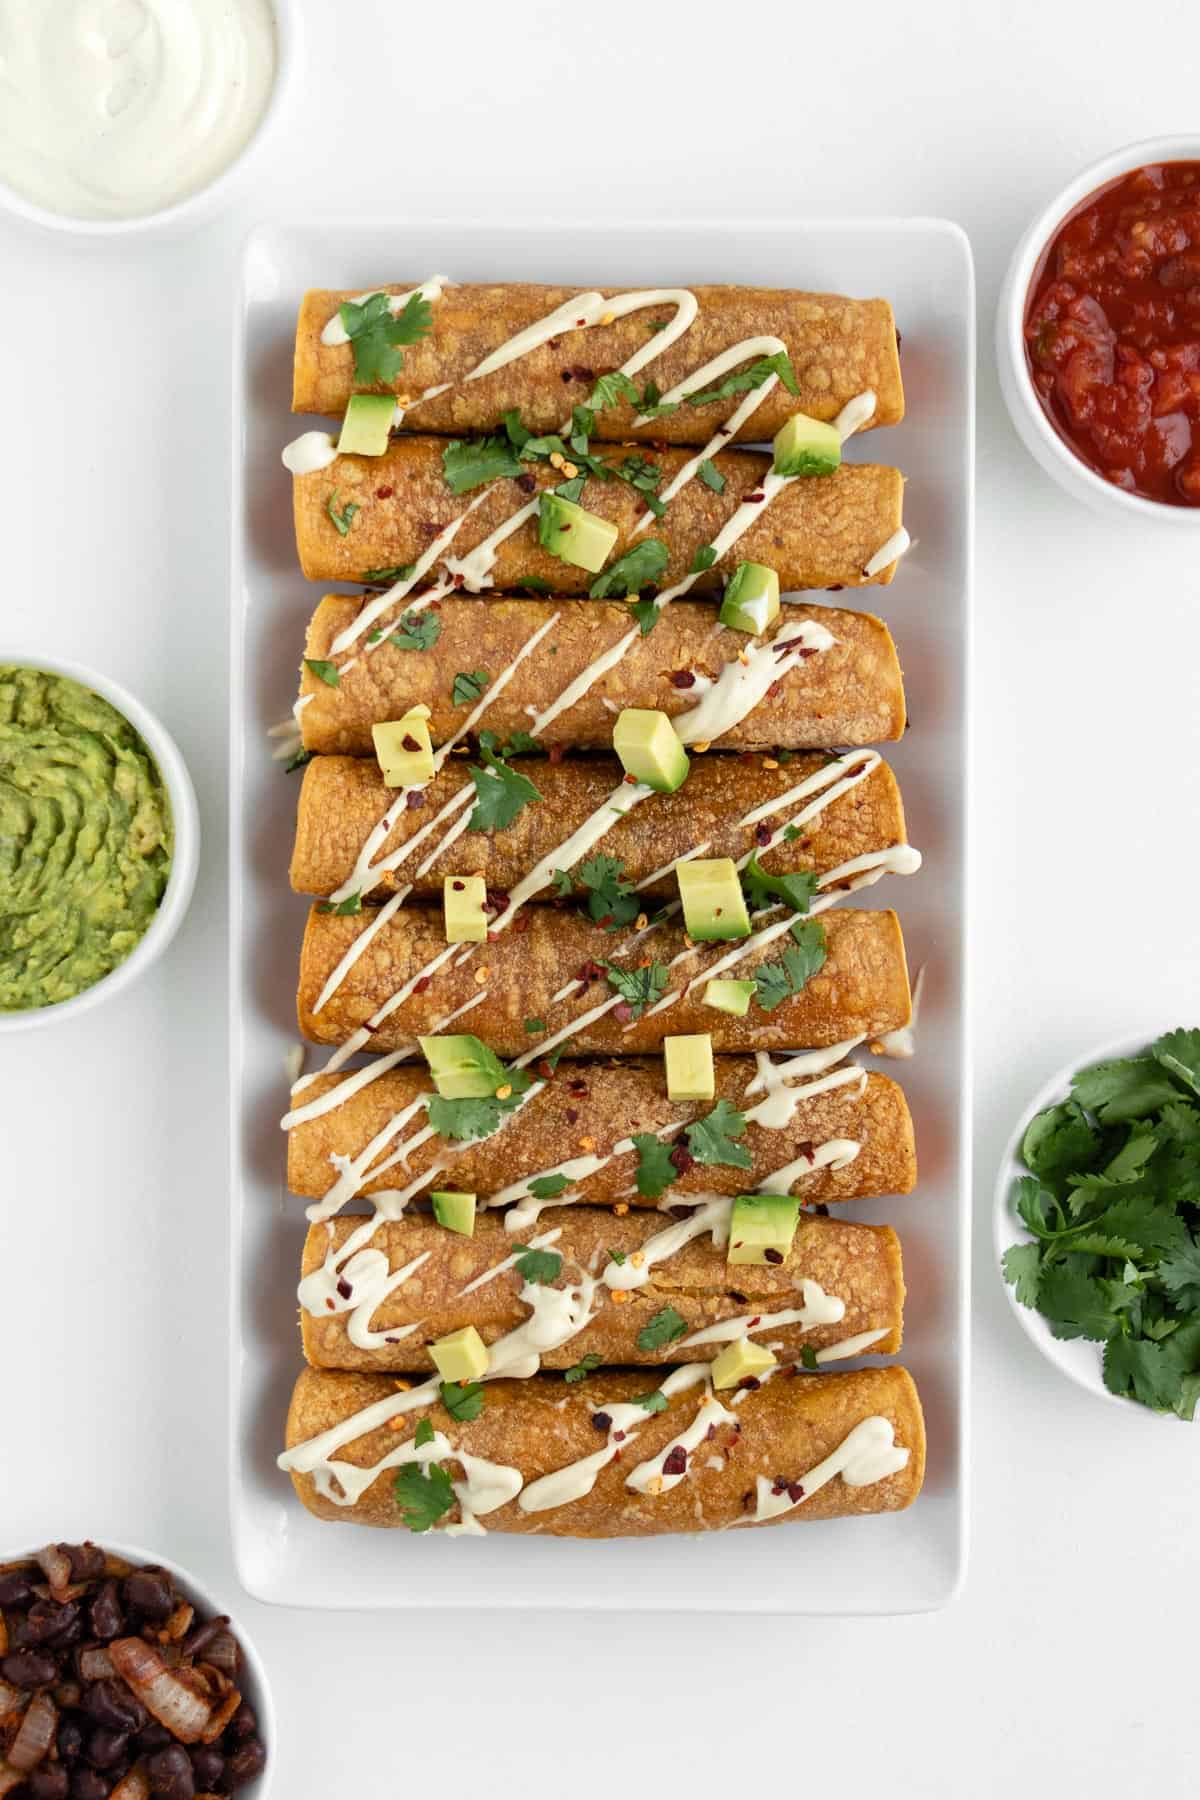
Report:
1025,160,1200,506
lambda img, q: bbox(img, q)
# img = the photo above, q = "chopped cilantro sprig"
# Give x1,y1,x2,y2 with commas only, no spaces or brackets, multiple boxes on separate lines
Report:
1003,1027,1200,1418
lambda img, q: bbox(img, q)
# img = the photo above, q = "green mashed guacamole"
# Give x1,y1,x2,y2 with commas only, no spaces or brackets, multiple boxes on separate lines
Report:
0,667,173,1011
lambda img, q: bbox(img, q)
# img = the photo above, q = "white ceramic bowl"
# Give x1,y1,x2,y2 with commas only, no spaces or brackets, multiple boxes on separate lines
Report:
0,0,299,239
993,1030,1171,1407
996,133,1200,524
1,1537,274,1794
0,654,199,1033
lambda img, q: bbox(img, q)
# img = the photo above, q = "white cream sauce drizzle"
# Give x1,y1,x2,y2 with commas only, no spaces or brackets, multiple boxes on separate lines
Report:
298,1245,431,1351
872,961,925,1058
602,1196,730,1292
864,527,911,578
282,430,338,475
814,1327,890,1364
673,619,836,746
750,1416,909,1522
454,1228,563,1299
517,1364,709,1515
626,1393,736,1495
678,1282,846,1349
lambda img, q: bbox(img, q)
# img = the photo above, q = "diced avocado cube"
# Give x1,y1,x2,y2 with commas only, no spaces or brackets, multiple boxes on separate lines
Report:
419,1033,496,1098
373,712,435,787
537,493,618,573
430,1325,489,1383
719,561,781,635
711,1338,778,1390
431,1191,477,1236
702,978,757,1017
336,392,396,457
443,875,487,943
676,858,751,942
772,413,842,479
664,1033,715,1102
727,1193,801,1266
612,708,689,793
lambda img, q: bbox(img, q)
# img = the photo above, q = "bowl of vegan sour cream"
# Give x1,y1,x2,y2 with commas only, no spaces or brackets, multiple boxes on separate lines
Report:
0,659,199,1029
0,0,292,232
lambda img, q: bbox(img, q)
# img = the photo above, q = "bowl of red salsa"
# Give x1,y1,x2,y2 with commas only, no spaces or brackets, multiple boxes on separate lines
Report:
998,137,1200,519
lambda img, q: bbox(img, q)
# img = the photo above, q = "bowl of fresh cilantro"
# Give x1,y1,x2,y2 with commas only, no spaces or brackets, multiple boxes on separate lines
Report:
995,1028,1200,1417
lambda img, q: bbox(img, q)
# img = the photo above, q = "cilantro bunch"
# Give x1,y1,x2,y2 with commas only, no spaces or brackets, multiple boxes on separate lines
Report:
1003,1028,1200,1418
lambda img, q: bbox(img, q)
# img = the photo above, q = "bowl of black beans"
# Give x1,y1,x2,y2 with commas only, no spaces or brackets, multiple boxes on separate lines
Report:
0,1542,272,1798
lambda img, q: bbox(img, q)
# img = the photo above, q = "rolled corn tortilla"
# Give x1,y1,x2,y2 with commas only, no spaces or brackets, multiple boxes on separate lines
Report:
281,1363,925,1536
293,282,904,444
293,440,905,591
300,1205,905,1374
296,595,907,754
291,749,906,900
297,903,912,1058
285,1057,916,1210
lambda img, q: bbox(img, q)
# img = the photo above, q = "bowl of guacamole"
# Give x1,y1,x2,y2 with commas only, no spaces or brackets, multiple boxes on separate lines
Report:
0,659,199,1026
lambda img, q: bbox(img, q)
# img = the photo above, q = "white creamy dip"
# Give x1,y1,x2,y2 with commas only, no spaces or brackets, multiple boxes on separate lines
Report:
0,0,277,220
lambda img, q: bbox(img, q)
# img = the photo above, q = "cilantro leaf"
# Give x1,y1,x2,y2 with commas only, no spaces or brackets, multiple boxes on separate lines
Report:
574,854,640,929
632,1132,676,1200
690,544,717,574
589,540,669,599
589,371,641,411
555,475,587,504
636,1306,688,1351
1037,1265,1129,1341
697,458,725,494
304,658,340,688
285,747,313,774
629,598,661,636
427,1095,514,1142
799,1346,820,1371
528,1173,570,1199
610,453,666,518
753,920,827,1011
414,1417,435,1448
1071,1057,1181,1123
686,1099,751,1169
442,435,524,495
741,854,820,917
685,351,799,406
394,1460,455,1532
1021,1099,1101,1181
1001,1242,1042,1308
340,290,432,388
1158,1240,1200,1309
515,1247,563,1285
317,891,363,917
1103,1335,1184,1412
362,563,416,585
502,408,531,449
467,744,543,833
389,610,441,652
524,1016,546,1034
452,668,490,706
440,1381,485,1422
604,960,669,1017
630,1391,668,1414
1152,1028,1200,1098
564,1353,601,1383
607,1249,627,1266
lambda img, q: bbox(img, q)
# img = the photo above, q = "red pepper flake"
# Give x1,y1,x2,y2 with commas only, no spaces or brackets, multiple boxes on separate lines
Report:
764,1248,784,1265
623,772,638,784
592,1412,612,1432
566,1108,579,1125
747,1316,761,1327
406,790,426,810
413,975,432,994
662,1446,688,1478
668,1143,695,1175
787,1481,805,1503
575,318,586,327
452,880,465,891
536,1059,556,1080
739,1376,761,1391
375,485,394,499
797,1141,815,1163
744,489,766,502
325,1298,335,1311
613,1001,634,1024
595,913,615,930
548,744,565,764
577,960,603,982
484,890,510,917
548,336,562,350
452,572,465,588
418,520,439,538
516,472,536,494
754,824,771,846
569,1079,588,1096
717,426,732,438
826,583,844,593
401,735,420,752
336,1277,353,1300
514,913,531,934
671,669,696,689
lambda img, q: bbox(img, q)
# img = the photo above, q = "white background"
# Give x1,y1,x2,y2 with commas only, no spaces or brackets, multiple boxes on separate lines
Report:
2,0,1198,1793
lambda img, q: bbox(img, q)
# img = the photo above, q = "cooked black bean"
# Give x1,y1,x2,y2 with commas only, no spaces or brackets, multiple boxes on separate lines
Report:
89,1579,125,1641
188,1747,225,1788
227,1740,267,1788
2,1647,59,1687
0,1569,34,1606
29,1769,71,1800
136,1723,174,1754
146,1743,196,1798
88,1726,130,1769
62,1544,106,1582
123,1569,176,1621
25,1598,82,1646
226,1703,256,1743
85,1679,146,1732
70,1770,111,1800
58,1716,85,1761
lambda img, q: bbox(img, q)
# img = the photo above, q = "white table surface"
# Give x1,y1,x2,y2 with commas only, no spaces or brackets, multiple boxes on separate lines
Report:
3,0,1197,1793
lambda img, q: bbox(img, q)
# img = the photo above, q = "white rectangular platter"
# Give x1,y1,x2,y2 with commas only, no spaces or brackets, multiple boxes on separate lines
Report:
229,218,974,1613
